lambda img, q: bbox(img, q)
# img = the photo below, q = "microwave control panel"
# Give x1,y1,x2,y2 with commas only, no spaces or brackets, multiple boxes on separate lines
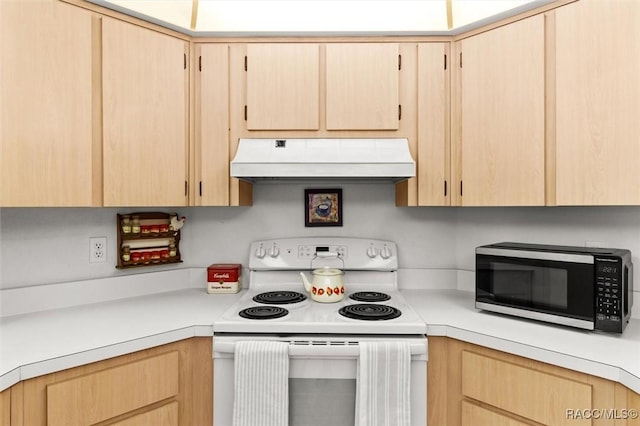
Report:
595,256,623,331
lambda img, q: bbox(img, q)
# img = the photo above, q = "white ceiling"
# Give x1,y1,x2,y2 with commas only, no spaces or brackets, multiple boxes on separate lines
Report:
89,0,556,36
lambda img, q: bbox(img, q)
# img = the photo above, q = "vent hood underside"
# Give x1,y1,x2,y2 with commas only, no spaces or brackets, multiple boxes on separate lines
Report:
230,138,416,183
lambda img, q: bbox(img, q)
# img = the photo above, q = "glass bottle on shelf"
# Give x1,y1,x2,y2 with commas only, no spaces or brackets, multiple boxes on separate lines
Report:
169,242,177,257
131,216,141,234
122,245,131,262
121,216,131,233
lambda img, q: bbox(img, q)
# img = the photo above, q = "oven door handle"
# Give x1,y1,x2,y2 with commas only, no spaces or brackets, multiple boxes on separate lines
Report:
213,341,427,359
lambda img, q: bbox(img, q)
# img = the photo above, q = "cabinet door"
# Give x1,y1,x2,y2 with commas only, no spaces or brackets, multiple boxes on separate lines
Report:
554,0,640,205
456,16,545,206
18,338,211,426
195,44,229,205
326,43,400,130
246,43,320,130
102,18,188,207
462,350,592,425
418,43,449,206
0,1,97,207
47,351,179,426
0,388,8,426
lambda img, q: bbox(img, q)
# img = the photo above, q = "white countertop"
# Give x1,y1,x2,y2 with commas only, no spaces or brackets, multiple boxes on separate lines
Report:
0,287,244,391
406,289,640,394
1,281,639,394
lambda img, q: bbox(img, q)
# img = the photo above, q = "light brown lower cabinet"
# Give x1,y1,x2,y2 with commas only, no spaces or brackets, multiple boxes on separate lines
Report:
3,337,211,426
1,388,9,426
428,336,640,426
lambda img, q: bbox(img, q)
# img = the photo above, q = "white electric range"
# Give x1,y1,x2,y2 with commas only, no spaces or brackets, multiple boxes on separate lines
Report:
212,237,428,426
213,237,427,335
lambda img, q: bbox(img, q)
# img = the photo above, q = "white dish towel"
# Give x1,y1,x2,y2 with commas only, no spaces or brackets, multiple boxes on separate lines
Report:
233,340,290,426
356,341,411,426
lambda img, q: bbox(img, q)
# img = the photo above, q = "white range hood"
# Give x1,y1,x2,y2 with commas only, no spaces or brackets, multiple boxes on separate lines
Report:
230,138,416,182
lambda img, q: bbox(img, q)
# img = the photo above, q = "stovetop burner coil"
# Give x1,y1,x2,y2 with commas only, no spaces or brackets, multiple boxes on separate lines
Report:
239,306,289,320
349,291,391,302
338,304,401,321
253,291,307,305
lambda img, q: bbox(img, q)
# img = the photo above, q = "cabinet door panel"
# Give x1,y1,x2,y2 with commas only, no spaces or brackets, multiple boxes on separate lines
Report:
459,16,545,206
462,350,591,425
418,43,449,206
196,44,229,205
555,1,640,205
326,43,400,130
0,388,8,426
0,1,95,206
110,401,178,426
462,401,529,426
102,18,188,206
47,351,179,426
246,43,320,130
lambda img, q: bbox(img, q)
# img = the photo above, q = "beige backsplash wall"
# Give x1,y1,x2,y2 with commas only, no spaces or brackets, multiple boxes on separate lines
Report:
1,184,639,300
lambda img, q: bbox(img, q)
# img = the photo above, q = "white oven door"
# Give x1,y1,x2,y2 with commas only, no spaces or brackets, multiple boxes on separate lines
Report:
213,336,427,426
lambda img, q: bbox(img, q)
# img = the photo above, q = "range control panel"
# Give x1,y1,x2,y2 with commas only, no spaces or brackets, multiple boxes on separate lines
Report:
249,237,398,271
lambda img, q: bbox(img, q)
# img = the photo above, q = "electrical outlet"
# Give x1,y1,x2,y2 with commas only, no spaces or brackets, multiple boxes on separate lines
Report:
90,237,107,263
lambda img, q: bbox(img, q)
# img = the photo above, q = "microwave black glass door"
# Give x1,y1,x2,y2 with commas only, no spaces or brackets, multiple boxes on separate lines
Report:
476,255,594,320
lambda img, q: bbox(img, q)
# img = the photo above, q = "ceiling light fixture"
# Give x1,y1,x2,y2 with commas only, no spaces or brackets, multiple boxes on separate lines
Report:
191,0,199,30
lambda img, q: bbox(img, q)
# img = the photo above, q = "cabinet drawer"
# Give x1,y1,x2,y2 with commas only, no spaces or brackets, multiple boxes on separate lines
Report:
461,350,591,425
462,401,530,426
110,401,179,426
47,351,179,426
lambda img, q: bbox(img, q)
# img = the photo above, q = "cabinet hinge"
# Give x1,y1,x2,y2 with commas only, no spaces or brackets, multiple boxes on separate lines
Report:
444,180,448,196
398,105,402,120
199,181,203,197
244,105,247,121
459,52,462,68
444,54,447,70
398,54,402,70
460,181,463,196
184,53,187,70
185,180,188,196
244,56,247,71
199,55,202,72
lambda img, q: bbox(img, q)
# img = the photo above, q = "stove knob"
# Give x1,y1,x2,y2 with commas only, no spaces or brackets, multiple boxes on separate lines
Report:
255,246,266,259
366,245,378,258
380,246,392,259
268,246,280,258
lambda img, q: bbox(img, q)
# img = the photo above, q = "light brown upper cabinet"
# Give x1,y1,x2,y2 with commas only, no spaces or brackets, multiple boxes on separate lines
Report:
0,0,99,207
326,43,400,130
417,43,450,206
245,43,320,130
552,0,640,205
102,18,189,207
194,44,230,206
453,15,545,206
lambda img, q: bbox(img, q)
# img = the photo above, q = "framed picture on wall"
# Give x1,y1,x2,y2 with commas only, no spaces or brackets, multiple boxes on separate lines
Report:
304,188,343,227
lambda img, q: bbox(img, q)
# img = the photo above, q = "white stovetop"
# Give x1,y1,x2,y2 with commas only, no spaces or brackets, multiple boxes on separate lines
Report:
213,283,427,335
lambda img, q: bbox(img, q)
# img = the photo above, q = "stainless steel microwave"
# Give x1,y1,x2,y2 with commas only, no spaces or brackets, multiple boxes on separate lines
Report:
476,242,634,333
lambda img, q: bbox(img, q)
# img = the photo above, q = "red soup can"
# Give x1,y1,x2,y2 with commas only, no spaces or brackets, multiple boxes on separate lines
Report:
207,264,242,294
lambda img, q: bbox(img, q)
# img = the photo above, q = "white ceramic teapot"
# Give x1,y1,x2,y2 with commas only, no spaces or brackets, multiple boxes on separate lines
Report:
300,266,345,303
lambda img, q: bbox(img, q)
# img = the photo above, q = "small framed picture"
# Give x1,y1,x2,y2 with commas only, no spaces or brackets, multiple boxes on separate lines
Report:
305,188,343,227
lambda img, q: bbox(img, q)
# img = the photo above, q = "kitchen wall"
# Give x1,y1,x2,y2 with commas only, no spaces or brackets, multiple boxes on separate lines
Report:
0,183,456,289
1,185,639,312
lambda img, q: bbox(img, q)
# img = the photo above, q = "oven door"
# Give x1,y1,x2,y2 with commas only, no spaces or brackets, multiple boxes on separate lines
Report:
476,247,595,329
213,335,427,426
